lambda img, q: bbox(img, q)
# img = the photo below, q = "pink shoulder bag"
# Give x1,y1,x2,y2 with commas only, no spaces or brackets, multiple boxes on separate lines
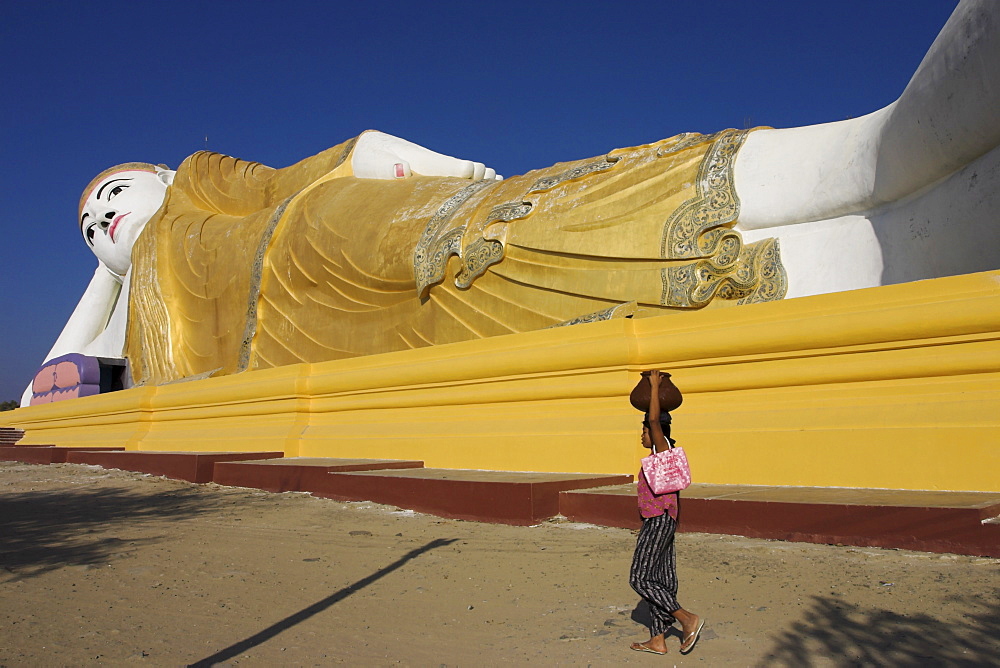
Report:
641,443,692,494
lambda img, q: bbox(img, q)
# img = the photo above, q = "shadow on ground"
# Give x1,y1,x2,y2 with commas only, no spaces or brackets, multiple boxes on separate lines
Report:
759,591,1000,667
187,538,458,667
0,481,226,580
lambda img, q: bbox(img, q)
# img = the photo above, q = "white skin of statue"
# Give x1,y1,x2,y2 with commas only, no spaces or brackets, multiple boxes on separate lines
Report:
22,0,1000,406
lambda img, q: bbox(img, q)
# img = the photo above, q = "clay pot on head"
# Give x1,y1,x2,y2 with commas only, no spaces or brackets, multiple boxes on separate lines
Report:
629,371,683,413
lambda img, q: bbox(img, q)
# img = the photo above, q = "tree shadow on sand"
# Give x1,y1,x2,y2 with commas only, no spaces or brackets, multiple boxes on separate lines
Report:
758,591,1000,667
0,484,227,580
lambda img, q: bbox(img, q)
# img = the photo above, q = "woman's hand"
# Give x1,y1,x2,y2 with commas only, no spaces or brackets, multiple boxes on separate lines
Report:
649,369,661,389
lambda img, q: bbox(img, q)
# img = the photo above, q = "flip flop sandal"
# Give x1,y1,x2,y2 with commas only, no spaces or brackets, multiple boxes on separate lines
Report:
679,619,705,654
630,641,667,655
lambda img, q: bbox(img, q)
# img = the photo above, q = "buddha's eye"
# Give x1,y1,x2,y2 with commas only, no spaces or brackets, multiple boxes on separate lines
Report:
108,185,127,199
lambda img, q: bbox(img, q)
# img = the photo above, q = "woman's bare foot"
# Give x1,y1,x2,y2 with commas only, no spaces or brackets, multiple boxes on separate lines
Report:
629,634,668,654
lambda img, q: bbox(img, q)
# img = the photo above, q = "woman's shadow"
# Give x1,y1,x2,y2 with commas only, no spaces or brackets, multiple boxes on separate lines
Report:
631,600,684,641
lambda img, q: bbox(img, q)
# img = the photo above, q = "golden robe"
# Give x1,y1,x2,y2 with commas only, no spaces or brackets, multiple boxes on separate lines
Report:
126,130,786,385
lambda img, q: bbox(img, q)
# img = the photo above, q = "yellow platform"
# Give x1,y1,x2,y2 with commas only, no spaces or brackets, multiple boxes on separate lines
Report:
6,270,999,493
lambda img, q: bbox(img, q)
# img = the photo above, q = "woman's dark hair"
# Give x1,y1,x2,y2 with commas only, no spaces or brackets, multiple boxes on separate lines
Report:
643,412,672,426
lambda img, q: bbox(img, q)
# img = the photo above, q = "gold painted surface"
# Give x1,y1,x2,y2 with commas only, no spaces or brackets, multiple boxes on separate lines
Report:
127,140,357,384
126,130,784,386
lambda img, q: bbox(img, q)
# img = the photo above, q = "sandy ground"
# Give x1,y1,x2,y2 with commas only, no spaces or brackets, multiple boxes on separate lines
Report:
0,461,997,667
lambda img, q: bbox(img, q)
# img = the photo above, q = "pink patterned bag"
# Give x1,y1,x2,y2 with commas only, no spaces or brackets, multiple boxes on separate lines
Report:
641,446,692,494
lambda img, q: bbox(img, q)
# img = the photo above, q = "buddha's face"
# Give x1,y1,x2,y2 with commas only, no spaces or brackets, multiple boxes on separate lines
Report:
80,169,168,275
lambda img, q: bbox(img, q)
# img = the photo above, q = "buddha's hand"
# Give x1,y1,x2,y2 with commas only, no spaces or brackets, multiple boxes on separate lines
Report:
352,130,502,181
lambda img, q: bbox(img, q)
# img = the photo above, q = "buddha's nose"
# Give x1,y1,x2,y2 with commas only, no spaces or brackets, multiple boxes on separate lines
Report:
97,210,115,231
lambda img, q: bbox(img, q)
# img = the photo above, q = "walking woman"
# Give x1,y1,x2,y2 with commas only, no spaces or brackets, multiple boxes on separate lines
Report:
629,369,704,655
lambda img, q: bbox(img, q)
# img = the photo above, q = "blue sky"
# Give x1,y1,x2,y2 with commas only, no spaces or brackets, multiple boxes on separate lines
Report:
0,1,958,402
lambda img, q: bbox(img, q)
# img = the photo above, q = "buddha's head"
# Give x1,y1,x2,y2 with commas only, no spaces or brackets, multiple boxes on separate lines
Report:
79,163,174,275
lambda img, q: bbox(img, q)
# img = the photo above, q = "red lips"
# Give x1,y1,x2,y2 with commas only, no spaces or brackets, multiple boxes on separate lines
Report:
108,212,129,242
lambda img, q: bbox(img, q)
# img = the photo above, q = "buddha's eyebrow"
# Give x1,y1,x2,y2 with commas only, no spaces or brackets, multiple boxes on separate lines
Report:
96,177,133,200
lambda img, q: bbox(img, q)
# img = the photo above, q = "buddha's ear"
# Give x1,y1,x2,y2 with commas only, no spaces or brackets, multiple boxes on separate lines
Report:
155,165,176,186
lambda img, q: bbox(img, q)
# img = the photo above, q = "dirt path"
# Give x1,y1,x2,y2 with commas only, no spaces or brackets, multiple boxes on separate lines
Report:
0,461,997,666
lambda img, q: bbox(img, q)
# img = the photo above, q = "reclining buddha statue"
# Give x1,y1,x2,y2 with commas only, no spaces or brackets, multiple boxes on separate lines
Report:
23,0,1000,404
